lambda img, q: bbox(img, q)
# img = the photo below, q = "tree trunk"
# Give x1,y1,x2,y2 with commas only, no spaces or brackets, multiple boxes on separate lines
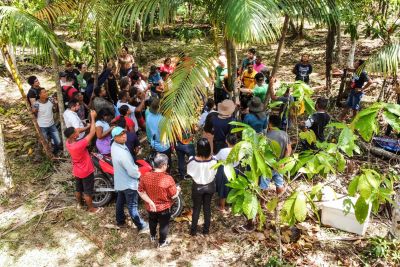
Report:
347,37,357,68
335,22,342,66
225,38,237,102
298,16,304,38
326,22,337,94
0,44,53,159
0,123,12,189
336,68,348,107
264,15,290,106
271,15,290,78
93,21,100,90
50,50,66,155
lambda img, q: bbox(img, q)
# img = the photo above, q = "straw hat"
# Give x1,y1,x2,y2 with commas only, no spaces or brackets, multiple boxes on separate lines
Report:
217,99,235,116
248,97,264,113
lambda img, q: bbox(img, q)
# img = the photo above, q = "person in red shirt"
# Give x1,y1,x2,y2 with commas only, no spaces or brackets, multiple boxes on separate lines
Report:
64,109,103,213
159,57,175,74
138,153,180,247
112,105,135,132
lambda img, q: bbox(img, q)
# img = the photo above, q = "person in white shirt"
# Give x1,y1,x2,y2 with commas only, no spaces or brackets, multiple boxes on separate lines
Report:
187,138,217,236
63,99,89,140
117,90,146,132
198,98,216,128
214,133,238,213
32,88,62,154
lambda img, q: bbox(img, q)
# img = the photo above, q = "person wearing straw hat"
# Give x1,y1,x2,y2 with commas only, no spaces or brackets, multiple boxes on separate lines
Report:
203,99,236,154
243,97,268,134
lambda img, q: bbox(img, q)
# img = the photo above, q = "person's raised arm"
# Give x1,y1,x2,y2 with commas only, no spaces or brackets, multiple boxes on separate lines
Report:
96,125,114,139
269,76,278,101
84,110,97,143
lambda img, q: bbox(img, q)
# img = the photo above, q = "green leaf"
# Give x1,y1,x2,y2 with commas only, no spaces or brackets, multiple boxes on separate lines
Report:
351,104,381,141
299,130,317,145
354,196,370,224
336,152,346,172
266,197,278,212
310,183,323,201
257,204,266,231
294,192,307,222
268,139,282,158
348,176,359,196
327,122,347,129
243,192,258,219
254,150,271,178
224,164,236,181
277,157,296,175
303,96,316,115
227,189,244,203
383,111,400,132
384,103,400,117
268,101,283,108
337,127,358,157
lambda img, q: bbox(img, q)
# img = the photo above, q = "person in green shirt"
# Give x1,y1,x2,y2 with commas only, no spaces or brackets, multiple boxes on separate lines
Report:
214,58,229,105
241,72,268,102
76,63,88,93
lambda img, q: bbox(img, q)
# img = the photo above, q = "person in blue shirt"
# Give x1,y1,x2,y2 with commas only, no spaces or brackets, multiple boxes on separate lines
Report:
145,98,171,170
243,97,268,133
111,127,149,232
148,65,163,97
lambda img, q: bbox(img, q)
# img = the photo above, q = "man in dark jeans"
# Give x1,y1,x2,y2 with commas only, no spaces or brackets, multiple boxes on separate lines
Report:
111,126,149,233
138,154,180,247
175,131,195,180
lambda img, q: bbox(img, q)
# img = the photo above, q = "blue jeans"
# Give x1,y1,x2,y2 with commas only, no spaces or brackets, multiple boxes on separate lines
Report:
175,142,195,177
346,90,363,110
40,124,61,153
116,189,146,230
259,171,284,190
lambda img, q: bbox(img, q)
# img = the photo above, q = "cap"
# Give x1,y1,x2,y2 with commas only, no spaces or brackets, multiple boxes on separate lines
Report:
111,127,126,139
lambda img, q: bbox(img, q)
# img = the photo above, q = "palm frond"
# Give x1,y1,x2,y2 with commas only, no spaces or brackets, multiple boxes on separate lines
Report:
215,0,281,44
0,6,65,59
365,42,400,77
159,54,213,143
34,0,78,25
113,0,184,32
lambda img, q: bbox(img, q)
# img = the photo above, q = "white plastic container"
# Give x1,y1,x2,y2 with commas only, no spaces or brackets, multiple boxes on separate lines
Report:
320,196,371,236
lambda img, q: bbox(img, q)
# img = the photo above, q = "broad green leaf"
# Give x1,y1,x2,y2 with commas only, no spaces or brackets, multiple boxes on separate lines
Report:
348,176,359,196
358,174,373,199
231,127,246,133
232,195,244,214
327,122,347,129
224,164,236,181
229,121,253,128
310,183,323,201
277,157,296,175
227,189,243,203
268,101,283,108
268,139,282,158
254,150,271,178
266,197,278,212
336,153,346,172
303,96,316,115
243,192,258,219
293,192,307,223
299,130,317,145
353,110,380,141
257,204,266,231
383,111,400,132
384,103,400,117
354,196,370,224
337,127,358,156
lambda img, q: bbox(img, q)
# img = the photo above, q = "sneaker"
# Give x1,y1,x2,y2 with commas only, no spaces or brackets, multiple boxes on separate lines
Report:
158,240,169,248
138,225,150,235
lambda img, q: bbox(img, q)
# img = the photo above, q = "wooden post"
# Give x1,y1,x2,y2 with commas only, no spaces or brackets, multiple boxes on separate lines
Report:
326,21,337,94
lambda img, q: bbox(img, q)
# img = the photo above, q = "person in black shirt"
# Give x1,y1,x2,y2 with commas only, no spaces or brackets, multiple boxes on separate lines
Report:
339,59,373,120
293,54,312,84
65,61,79,89
27,76,41,107
304,97,330,142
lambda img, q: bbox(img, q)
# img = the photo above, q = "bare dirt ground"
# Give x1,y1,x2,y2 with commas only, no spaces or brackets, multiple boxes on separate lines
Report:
0,27,396,266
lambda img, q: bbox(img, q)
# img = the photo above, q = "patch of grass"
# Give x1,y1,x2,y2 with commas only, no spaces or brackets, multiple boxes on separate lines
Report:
130,256,144,266
34,159,54,179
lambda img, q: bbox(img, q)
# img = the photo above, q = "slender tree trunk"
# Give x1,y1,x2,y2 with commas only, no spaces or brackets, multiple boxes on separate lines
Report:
347,37,357,68
93,21,100,90
335,22,342,66
225,38,237,102
50,50,66,155
271,15,290,78
0,44,53,159
326,22,337,94
299,16,304,38
264,15,290,106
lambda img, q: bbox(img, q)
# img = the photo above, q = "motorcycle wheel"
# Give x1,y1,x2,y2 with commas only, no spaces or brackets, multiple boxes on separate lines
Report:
93,174,113,207
170,194,184,220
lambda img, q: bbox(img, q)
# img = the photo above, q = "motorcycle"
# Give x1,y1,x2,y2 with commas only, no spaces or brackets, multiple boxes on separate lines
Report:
90,152,184,219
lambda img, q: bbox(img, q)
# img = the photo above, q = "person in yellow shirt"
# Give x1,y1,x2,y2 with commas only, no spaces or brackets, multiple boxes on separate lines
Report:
239,63,258,117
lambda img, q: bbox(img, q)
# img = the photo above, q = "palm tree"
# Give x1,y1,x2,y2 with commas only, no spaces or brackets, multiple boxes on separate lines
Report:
0,5,67,159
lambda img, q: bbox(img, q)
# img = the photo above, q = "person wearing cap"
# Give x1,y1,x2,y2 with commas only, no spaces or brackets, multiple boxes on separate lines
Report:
243,97,268,134
145,98,171,168
203,99,236,154
64,110,103,213
111,126,149,233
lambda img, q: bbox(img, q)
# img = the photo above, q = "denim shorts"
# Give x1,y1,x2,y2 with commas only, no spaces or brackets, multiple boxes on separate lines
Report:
259,171,284,190
346,90,363,110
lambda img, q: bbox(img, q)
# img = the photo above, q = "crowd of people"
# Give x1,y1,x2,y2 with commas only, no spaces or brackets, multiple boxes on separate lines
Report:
26,46,374,248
